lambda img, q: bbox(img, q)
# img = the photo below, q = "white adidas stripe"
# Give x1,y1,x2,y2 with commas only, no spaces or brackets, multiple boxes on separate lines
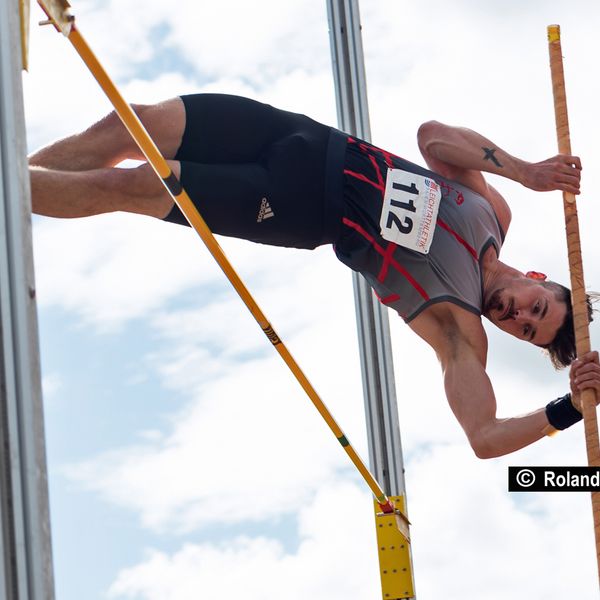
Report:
257,198,275,222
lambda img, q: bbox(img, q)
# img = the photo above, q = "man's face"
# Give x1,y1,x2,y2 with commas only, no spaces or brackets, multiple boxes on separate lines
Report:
484,278,567,345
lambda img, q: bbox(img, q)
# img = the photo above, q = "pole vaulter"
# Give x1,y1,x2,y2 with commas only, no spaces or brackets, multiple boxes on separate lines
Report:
35,0,410,539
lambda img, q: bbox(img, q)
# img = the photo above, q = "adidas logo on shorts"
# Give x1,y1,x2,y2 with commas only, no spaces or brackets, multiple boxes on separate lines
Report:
257,197,275,223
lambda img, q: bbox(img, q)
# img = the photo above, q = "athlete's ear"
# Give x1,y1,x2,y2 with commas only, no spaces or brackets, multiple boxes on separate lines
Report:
526,271,548,281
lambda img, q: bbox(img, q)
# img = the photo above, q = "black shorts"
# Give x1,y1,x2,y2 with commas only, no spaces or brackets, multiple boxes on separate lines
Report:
164,94,346,249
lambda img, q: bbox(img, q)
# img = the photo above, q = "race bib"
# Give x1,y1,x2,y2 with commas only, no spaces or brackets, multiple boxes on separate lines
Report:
379,169,441,254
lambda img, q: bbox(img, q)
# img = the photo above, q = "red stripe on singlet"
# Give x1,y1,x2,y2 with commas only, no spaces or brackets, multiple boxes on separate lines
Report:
342,217,429,300
343,169,384,193
378,242,397,283
380,293,401,305
345,139,390,199
379,150,396,168
373,290,405,317
436,218,478,261
357,140,403,168
369,155,385,193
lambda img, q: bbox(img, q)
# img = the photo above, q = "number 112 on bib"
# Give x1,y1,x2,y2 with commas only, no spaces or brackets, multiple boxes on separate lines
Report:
379,169,441,254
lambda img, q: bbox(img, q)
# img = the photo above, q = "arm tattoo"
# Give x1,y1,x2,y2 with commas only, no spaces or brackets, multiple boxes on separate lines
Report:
482,147,503,168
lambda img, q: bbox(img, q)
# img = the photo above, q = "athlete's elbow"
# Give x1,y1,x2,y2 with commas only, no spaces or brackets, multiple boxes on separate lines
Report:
417,121,446,157
468,432,499,460
417,120,439,144
471,444,496,460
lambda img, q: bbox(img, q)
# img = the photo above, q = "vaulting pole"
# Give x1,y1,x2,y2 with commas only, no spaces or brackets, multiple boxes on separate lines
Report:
36,0,402,517
547,24,600,586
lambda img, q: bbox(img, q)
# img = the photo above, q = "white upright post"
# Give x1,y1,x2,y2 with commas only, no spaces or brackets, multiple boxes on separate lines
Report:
326,0,407,511
327,2,416,597
0,1,55,598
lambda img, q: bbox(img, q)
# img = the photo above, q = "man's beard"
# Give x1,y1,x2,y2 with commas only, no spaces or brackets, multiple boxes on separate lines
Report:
485,288,503,313
485,288,515,321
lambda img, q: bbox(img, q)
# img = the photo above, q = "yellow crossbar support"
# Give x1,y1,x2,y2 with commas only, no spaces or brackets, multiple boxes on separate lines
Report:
36,1,409,526
37,0,72,35
374,496,414,599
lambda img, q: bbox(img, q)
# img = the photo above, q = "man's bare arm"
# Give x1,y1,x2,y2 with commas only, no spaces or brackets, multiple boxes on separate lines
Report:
417,120,581,195
444,349,600,458
443,350,550,458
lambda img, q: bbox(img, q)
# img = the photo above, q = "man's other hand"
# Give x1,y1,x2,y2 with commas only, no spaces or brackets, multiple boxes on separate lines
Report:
569,350,600,411
522,154,581,195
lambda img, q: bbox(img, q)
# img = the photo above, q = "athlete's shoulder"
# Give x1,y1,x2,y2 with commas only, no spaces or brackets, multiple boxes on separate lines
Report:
408,302,488,365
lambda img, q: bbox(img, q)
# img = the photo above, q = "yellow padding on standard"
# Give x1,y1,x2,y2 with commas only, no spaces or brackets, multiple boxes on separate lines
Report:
373,495,414,599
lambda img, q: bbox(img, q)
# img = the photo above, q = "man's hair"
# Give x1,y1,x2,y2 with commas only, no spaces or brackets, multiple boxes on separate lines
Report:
541,281,597,369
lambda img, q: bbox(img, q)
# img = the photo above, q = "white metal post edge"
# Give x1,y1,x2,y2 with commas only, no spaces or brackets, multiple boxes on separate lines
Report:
326,4,416,596
0,1,55,598
325,0,407,499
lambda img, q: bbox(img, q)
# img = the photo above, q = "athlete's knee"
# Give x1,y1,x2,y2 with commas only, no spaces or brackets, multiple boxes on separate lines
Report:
92,99,184,162
130,103,153,119
129,162,157,195
137,98,186,159
85,108,140,161
103,102,150,121
88,104,153,156
129,160,180,197
167,159,181,180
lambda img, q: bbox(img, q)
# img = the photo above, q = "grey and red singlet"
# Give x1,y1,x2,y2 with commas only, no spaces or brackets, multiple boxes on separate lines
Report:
164,94,505,322
333,135,505,322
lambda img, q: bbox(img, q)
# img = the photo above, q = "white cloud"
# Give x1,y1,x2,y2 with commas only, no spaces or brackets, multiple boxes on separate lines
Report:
30,0,333,89
33,214,218,331
63,246,367,533
407,443,597,599
108,481,380,600
160,1,332,86
96,437,598,600
42,372,63,402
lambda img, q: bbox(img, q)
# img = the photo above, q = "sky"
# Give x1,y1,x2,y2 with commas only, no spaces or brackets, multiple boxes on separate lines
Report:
20,0,600,599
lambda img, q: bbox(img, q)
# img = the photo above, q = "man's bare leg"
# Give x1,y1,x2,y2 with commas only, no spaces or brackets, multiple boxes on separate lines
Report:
29,97,185,171
29,97,185,218
30,161,179,219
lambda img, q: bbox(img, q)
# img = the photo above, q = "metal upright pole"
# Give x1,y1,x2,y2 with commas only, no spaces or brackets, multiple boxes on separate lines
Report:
0,1,55,599
326,0,406,509
327,2,415,597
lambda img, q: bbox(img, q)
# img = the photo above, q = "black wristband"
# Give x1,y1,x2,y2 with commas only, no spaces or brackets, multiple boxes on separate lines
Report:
545,393,582,430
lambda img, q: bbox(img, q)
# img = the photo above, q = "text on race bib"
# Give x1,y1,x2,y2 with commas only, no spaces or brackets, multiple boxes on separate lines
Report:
379,169,441,254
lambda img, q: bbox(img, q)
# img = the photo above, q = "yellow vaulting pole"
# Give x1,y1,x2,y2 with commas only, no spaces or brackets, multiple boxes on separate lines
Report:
36,1,398,516
547,24,600,585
